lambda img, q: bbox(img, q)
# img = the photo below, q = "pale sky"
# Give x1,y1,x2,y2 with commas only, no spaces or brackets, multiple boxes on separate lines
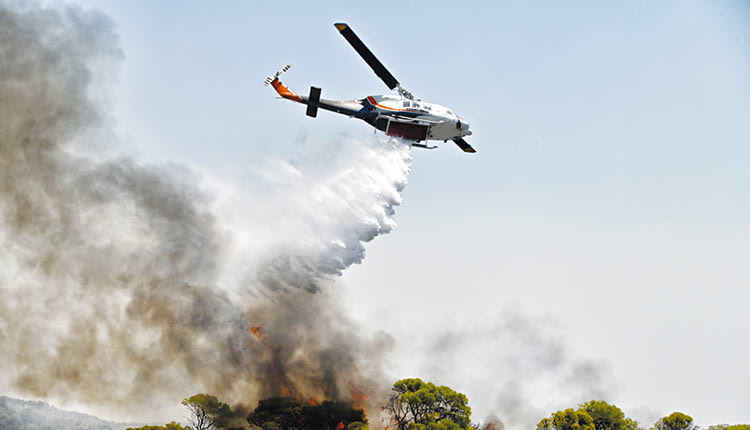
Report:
43,0,750,427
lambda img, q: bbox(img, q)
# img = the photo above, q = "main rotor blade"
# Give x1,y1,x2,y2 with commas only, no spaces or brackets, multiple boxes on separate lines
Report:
334,23,399,90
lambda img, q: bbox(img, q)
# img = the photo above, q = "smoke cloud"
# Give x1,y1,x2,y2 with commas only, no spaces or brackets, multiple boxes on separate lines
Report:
415,309,615,430
0,1,408,422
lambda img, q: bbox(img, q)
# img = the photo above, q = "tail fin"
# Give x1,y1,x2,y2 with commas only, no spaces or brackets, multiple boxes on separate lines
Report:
265,64,301,102
306,86,321,117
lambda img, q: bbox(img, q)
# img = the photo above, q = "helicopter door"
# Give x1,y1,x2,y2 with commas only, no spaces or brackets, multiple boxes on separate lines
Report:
386,120,429,141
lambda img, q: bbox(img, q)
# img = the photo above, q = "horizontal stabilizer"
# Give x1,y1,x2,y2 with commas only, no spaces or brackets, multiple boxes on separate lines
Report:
453,138,476,153
306,86,321,118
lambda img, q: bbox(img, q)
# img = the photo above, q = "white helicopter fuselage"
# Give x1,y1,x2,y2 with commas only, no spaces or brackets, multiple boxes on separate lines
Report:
312,93,472,143
364,95,472,141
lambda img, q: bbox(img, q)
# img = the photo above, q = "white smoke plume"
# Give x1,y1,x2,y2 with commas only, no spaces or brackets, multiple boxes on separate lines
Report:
415,309,615,430
0,1,409,421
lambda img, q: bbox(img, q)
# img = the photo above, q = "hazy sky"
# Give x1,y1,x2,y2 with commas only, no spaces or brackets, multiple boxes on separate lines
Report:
39,0,750,427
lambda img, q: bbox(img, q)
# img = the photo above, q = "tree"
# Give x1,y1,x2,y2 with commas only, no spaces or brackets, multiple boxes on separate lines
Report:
653,413,696,430
248,397,305,429
708,426,750,430
383,378,473,430
579,400,639,430
537,409,596,430
247,397,367,430
181,394,230,430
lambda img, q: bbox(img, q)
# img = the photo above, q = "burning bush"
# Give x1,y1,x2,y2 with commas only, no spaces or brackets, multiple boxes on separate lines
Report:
247,397,366,430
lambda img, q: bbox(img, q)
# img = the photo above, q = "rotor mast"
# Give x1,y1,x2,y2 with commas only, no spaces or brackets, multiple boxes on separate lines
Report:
395,84,414,100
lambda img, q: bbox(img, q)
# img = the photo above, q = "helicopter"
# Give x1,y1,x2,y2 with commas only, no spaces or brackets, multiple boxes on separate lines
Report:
265,23,475,153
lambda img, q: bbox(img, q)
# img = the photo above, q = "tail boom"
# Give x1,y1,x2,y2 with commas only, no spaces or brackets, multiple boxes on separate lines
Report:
265,64,373,120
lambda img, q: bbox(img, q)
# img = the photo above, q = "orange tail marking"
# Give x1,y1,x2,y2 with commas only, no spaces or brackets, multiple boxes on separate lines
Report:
271,78,302,102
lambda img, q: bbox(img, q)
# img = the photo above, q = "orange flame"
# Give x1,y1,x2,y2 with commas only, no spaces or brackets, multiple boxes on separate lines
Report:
247,325,299,398
250,326,265,340
348,381,368,412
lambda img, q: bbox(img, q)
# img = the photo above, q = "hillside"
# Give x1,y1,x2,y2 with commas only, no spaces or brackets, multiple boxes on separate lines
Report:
0,396,146,430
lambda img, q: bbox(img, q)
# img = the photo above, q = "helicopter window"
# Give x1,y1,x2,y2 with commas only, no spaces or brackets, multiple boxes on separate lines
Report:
403,101,411,108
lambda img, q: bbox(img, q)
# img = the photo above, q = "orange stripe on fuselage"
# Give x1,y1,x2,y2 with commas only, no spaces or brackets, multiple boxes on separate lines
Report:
367,96,416,114
272,78,302,102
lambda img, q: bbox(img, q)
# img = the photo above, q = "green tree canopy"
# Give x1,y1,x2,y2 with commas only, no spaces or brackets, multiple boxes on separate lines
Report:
579,400,639,430
708,425,750,430
247,397,366,430
383,378,473,430
653,412,696,430
537,409,596,430
181,393,231,430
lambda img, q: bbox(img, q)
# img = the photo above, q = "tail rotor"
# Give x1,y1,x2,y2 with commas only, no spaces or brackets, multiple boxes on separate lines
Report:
264,64,291,85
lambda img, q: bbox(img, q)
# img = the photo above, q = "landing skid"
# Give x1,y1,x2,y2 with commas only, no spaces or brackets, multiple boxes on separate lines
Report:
411,142,437,150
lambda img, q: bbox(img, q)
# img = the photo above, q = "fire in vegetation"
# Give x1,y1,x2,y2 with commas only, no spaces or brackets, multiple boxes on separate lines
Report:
168,377,475,430
246,397,367,430
250,327,266,341
348,382,368,412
